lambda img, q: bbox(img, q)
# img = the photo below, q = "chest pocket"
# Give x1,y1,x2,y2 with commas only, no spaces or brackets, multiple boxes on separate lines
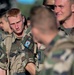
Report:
9,39,25,74
10,39,22,56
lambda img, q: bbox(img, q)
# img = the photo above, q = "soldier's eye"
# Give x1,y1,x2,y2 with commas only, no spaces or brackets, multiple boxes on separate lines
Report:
0,22,2,24
59,5,64,8
17,20,22,24
10,23,15,25
45,5,55,10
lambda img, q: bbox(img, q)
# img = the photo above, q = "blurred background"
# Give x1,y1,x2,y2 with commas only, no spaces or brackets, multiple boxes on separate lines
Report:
17,0,43,18
0,0,43,18
16,0,43,17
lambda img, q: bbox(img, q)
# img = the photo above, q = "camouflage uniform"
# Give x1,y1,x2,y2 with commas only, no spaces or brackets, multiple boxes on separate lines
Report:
36,31,74,75
0,29,3,42
70,28,74,35
10,27,35,75
0,27,36,75
58,25,74,75
36,30,66,73
0,29,12,41
58,25,73,35
0,29,12,73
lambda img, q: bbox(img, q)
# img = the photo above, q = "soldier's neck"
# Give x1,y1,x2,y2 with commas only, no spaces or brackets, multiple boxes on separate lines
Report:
15,30,24,39
16,33,23,39
8,28,13,34
44,31,58,47
63,14,74,28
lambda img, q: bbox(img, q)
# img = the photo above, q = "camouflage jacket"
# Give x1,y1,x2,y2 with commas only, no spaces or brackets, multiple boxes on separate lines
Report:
36,30,66,73
0,26,36,75
10,27,35,75
36,31,74,75
0,29,11,42
58,25,74,36
0,30,13,71
0,29,3,42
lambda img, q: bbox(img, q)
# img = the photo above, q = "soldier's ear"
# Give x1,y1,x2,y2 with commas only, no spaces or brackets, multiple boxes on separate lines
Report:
71,4,74,12
22,15,25,22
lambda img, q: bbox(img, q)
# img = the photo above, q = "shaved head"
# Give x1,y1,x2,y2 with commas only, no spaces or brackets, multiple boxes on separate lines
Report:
30,6,58,33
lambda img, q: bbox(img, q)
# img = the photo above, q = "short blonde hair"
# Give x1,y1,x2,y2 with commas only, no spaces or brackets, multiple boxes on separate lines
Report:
6,8,21,17
0,14,8,22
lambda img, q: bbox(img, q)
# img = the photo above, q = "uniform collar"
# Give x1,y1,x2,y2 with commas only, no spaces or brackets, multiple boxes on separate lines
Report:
45,31,64,53
12,27,31,43
59,25,72,35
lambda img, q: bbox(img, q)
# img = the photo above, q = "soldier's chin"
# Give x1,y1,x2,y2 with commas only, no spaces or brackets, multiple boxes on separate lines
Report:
57,17,64,22
15,31,22,35
38,40,43,44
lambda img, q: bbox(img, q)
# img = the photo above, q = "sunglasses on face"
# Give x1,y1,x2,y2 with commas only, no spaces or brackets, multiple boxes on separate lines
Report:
0,21,3,24
45,5,55,10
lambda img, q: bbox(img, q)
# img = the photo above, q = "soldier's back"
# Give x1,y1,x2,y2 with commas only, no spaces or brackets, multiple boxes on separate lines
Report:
37,32,74,75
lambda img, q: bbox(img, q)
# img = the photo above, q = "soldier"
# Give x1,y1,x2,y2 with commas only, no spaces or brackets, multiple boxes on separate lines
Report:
0,0,14,50
0,14,12,75
54,0,74,35
43,0,55,11
0,1,13,73
0,15,12,33
54,0,74,73
30,6,74,75
6,8,36,75
0,0,13,42
0,8,36,75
